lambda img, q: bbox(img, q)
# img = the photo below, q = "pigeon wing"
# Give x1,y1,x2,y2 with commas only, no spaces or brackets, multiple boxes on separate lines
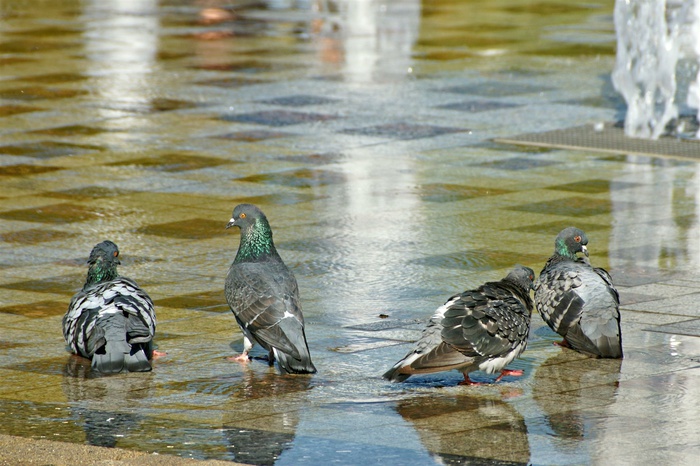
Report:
441,283,530,361
225,261,305,358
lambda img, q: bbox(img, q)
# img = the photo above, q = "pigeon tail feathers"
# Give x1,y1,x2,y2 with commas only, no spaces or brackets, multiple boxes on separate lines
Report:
91,312,152,374
273,347,317,374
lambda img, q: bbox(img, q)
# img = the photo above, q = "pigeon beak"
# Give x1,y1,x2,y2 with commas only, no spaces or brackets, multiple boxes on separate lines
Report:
225,218,236,229
581,245,589,257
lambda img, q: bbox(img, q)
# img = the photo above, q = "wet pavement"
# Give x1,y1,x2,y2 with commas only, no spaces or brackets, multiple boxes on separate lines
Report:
2,0,700,464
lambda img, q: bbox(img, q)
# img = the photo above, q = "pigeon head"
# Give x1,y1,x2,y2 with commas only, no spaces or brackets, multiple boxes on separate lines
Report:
84,240,120,288
554,227,589,260
505,265,536,291
227,204,276,262
226,204,268,231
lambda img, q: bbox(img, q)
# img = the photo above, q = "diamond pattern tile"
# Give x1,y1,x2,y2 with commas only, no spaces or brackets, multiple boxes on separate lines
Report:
257,95,338,107
508,196,612,217
437,100,520,112
419,183,511,202
137,218,228,239
440,82,553,97
341,123,466,140
220,110,336,126
0,204,101,224
236,168,346,187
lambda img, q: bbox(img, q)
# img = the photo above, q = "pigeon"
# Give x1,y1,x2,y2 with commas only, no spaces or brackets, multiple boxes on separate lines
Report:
62,241,162,373
534,227,623,358
383,266,535,385
224,203,316,374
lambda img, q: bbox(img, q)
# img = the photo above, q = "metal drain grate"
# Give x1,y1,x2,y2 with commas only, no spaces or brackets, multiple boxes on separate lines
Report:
495,122,700,160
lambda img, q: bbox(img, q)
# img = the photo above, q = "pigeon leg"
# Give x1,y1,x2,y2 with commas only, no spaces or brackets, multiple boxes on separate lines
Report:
495,369,524,382
553,339,571,348
152,350,167,359
458,373,483,386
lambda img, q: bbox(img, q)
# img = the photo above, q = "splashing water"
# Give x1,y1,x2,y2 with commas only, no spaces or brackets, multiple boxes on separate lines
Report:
612,0,700,140
690,0,700,138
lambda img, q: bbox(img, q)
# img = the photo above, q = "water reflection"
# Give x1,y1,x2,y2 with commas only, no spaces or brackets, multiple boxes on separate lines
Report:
311,0,420,82
394,393,530,464
82,0,160,137
590,335,700,464
221,369,312,465
529,350,621,465
62,356,153,448
610,159,700,270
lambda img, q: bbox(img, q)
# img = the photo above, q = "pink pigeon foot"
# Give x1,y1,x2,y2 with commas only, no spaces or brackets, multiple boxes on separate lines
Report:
458,374,484,386
495,369,524,382
227,353,250,364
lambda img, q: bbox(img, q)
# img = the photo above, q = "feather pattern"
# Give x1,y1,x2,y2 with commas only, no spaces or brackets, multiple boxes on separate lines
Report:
383,266,535,384
534,227,623,358
62,241,157,373
225,204,316,374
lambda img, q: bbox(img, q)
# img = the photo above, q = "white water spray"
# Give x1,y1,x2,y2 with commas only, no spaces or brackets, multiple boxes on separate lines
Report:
612,0,700,140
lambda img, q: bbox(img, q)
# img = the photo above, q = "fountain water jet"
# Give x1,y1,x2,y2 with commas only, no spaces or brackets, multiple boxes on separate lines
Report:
612,0,700,140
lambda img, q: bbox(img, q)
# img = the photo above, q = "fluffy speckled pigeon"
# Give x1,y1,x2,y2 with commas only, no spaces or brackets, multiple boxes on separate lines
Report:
383,266,535,385
534,227,623,358
63,241,162,373
224,204,316,374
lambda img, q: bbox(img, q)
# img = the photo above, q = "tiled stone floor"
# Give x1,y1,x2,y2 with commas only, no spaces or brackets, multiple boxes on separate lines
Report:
2,0,700,465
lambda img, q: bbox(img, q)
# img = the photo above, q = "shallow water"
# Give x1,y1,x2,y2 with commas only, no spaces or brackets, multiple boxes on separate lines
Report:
2,0,700,465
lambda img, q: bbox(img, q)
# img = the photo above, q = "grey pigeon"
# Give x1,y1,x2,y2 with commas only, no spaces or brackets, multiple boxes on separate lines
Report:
224,203,316,374
63,241,160,373
383,266,535,385
534,227,623,358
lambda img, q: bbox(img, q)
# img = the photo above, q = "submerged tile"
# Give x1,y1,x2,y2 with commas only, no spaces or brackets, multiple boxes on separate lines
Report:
0,104,44,117
0,204,101,224
476,157,560,170
410,249,543,270
195,77,266,88
108,153,230,172
155,290,227,312
43,186,136,200
341,123,466,140
546,179,639,193
0,275,83,295
220,110,336,126
507,196,612,217
0,141,103,159
257,95,338,107
419,183,511,202
0,86,87,101
137,218,228,239
0,300,67,318
216,130,294,142
0,165,62,177
440,82,554,97
236,168,345,187
0,228,78,244
437,100,520,112
31,125,108,136
510,221,609,236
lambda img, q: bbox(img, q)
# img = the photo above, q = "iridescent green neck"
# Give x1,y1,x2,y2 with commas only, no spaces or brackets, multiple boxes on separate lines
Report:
234,218,275,263
84,259,118,289
555,237,577,260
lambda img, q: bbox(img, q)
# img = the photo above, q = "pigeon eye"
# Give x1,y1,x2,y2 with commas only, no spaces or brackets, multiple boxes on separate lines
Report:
113,251,118,257
574,235,581,243
240,213,246,219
